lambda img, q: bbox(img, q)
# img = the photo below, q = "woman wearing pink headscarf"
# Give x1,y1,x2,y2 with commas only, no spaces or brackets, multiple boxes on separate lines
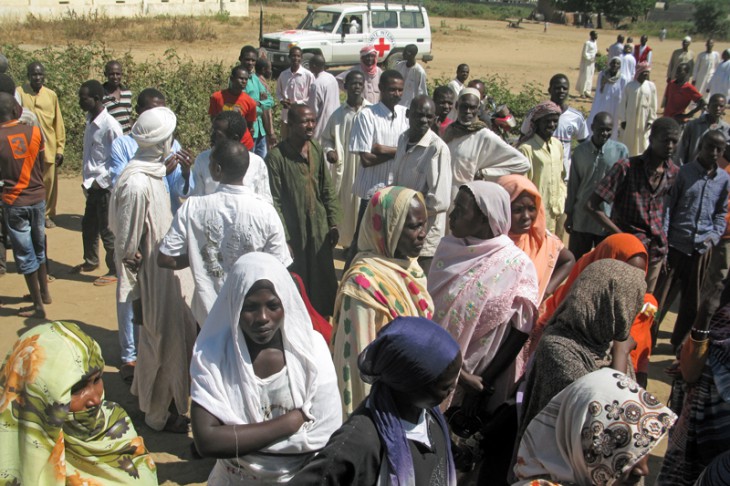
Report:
429,181,539,414
618,61,658,156
336,45,382,104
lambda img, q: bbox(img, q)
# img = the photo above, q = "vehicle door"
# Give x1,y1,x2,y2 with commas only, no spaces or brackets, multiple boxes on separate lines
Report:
368,9,399,64
398,10,430,60
331,9,368,64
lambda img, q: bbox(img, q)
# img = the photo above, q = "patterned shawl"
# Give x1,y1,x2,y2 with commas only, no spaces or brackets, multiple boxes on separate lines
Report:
429,181,539,375
498,174,564,302
515,368,676,486
0,321,157,485
335,186,434,323
519,260,646,437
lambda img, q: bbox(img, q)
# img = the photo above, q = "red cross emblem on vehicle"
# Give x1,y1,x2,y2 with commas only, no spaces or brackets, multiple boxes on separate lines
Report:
374,37,391,58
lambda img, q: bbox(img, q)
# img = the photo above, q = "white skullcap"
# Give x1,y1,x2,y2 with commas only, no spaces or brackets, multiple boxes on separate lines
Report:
458,87,482,101
683,36,692,43
131,106,177,147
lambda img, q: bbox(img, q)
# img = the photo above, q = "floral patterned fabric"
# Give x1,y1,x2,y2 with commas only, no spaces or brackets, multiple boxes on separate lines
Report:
332,186,434,416
515,368,676,486
0,321,157,485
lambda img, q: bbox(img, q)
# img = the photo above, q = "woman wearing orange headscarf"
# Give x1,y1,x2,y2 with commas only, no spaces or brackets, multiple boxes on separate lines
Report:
498,175,574,304
533,233,658,386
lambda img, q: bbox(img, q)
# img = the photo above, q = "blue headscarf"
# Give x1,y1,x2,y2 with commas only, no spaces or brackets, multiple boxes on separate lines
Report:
358,317,460,486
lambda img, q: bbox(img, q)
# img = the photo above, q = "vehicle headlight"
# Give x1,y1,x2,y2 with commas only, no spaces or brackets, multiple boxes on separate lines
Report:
287,42,299,49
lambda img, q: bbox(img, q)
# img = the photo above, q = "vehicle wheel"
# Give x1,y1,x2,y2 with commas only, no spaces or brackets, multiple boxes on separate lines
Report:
384,51,403,70
302,52,314,70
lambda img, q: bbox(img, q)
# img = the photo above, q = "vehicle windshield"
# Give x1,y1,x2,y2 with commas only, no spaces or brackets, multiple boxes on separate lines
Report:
299,11,340,33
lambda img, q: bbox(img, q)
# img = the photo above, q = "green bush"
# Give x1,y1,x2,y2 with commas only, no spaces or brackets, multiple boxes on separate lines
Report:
2,43,232,173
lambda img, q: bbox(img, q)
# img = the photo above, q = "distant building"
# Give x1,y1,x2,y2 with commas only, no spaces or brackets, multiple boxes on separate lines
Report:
1,0,248,19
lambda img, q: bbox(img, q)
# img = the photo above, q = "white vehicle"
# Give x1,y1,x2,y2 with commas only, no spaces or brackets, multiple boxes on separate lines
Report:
260,2,433,72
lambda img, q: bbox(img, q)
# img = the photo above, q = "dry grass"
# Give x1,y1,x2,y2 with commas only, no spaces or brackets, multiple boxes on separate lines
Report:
0,8,291,45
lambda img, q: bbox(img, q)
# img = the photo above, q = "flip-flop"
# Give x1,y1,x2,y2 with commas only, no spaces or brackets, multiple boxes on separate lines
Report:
18,306,45,318
47,275,56,283
93,275,118,286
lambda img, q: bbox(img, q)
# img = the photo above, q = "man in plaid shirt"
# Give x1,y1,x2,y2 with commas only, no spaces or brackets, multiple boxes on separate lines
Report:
588,117,681,293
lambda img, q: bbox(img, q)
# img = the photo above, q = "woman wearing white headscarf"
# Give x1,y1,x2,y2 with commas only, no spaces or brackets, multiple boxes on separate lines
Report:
109,107,197,433
514,367,676,486
429,181,539,413
190,252,342,484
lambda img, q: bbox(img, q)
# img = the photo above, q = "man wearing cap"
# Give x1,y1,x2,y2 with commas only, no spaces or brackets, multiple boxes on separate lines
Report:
110,106,197,434
619,62,658,156
667,37,695,83
337,45,382,104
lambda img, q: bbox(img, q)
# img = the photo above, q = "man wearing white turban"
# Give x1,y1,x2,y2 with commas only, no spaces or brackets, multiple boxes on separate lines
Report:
110,106,197,433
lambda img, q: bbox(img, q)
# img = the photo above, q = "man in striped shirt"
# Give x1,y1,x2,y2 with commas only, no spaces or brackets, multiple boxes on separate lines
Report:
102,60,133,135
346,70,408,266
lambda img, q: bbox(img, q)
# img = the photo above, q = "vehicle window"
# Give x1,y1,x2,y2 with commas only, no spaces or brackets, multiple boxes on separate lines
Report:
371,11,397,28
400,12,424,29
301,11,340,33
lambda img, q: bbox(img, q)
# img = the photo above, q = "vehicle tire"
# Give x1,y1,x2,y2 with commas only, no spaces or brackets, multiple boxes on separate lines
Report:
384,51,403,70
302,52,315,70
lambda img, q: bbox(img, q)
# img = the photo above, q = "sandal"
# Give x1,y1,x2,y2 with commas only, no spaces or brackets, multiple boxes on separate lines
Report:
94,275,118,286
18,306,45,318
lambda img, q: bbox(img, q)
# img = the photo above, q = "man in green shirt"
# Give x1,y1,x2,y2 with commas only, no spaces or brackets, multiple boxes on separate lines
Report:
239,45,275,158
266,105,341,317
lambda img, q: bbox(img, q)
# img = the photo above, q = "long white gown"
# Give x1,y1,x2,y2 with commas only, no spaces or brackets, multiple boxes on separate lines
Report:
618,79,657,156
576,40,598,96
587,71,628,140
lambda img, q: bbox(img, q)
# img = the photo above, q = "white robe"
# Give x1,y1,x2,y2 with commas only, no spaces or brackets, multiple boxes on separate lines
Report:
320,99,371,248
694,51,721,100
577,40,598,96
619,53,636,83
309,71,341,142
707,60,730,99
110,160,197,431
587,72,628,140
395,61,428,108
618,80,657,156
446,127,530,202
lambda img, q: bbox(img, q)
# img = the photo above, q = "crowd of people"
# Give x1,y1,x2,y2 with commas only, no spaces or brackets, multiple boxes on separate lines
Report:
0,30,729,485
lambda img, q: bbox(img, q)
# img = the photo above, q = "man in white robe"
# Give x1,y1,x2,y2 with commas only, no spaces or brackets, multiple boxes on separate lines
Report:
307,55,341,142
707,49,730,99
694,39,721,101
395,44,428,108
577,31,598,98
109,106,197,433
321,70,371,248
619,44,637,83
445,88,529,202
619,62,658,156
158,139,291,325
587,57,628,140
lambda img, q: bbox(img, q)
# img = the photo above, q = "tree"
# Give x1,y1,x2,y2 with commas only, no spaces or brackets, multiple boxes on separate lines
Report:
693,0,730,38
